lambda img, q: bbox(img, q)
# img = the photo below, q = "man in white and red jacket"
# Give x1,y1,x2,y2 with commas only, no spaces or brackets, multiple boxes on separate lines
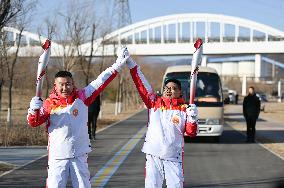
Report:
125,49,198,188
27,48,128,188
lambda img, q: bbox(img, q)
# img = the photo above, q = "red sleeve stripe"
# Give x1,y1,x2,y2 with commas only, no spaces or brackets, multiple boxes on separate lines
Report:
27,107,49,127
130,66,154,108
84,70,118,106
83,67,118,99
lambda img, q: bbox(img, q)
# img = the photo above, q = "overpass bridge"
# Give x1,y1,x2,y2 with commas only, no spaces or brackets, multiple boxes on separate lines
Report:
2,27,64,57
3,13,284,57
2,13,284,80
80,13,284,56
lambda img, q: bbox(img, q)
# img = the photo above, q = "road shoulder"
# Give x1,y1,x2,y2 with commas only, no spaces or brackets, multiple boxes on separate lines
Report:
225,104,284,160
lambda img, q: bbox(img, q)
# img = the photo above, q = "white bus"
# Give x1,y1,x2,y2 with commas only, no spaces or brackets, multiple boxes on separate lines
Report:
162,65,224,141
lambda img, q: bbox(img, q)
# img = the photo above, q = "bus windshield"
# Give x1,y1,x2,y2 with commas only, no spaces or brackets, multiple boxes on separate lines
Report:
164,72,223,107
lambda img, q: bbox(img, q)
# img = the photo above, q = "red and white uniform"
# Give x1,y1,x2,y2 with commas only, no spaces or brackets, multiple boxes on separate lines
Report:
128,62,197,188
27,65,119,188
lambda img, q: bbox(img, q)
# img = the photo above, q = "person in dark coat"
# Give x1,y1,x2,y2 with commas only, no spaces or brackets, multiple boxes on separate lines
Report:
243,86,260,142
88,95,101,140
235,93,239,104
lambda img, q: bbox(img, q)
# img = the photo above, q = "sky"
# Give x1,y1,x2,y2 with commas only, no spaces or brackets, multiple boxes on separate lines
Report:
130,0,284,31
32,0,284,34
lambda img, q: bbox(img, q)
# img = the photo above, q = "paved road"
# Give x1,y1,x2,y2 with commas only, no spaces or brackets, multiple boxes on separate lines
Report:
0,108,284,188
0,147,47,167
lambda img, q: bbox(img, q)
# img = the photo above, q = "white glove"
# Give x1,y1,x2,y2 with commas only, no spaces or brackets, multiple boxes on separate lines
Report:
123,49,136,69
186,104,198,123
112,46,129,72
28,96,43,115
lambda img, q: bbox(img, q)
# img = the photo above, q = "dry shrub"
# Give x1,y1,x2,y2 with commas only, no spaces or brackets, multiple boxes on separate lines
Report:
0,122,48,146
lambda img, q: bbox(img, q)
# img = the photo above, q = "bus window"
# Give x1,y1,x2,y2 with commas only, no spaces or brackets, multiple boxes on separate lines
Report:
164,72,223,107
163,66,224,139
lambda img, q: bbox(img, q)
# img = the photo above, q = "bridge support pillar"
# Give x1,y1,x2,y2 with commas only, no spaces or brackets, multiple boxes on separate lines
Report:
242,75,247,96
201,55,207,66
278,80,282,102
254,54,261,82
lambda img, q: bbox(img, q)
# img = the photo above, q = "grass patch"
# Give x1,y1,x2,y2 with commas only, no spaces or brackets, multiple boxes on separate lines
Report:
0,121,48,146
0,162,14,173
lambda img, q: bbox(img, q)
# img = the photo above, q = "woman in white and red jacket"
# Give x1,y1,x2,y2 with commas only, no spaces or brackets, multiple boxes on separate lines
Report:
125,49,198,188
27,48,128,188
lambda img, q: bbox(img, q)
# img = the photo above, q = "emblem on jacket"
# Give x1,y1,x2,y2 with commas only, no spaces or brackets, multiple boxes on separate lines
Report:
73,109,79,117
171,115,180,125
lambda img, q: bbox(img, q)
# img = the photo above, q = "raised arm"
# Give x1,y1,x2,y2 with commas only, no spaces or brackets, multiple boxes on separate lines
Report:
125,50,156,108
80,47,128,106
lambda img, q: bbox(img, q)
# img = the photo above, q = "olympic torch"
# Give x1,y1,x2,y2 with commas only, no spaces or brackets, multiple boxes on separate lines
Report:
189,38,203,104
35,39,51,117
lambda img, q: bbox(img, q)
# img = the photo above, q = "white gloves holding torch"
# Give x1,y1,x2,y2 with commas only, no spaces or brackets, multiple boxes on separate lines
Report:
28,96,43,115
185,104,198,137
186,104,198,123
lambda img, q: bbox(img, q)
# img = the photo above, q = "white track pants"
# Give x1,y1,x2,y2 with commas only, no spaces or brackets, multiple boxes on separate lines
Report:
145,154,184,188
47,154,91,188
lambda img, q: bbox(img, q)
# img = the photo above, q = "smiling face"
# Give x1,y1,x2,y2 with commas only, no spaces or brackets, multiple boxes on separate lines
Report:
162,81,182,99
54,77,74,98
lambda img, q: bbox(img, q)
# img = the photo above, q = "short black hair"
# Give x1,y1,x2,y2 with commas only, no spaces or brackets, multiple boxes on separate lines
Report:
249,86,255,90
55,71,73,79
164,78,181,90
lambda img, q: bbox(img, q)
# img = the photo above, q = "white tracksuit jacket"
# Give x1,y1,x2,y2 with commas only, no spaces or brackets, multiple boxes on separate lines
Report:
129,64,197,162
27,65,119,160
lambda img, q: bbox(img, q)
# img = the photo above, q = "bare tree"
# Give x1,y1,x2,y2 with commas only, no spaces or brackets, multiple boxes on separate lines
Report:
78,24,98,85
0,0,34,121
57,0,112,85
53,1,93,72
0,30,8,115
2,1,36,125
0,0,24,30
6,26,23,125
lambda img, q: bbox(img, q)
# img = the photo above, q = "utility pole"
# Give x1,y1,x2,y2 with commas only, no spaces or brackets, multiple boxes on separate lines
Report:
112,0,132,115
111,0,132,30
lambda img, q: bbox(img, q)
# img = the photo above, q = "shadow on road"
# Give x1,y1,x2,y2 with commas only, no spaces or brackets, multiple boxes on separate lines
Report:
224,112,267,122
225,117,266,122
224,112,243,116
185,129,284,144
184,177,284,188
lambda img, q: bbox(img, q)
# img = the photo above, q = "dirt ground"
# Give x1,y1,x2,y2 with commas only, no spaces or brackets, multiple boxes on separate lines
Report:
260,101,284,122
257,102,284,159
